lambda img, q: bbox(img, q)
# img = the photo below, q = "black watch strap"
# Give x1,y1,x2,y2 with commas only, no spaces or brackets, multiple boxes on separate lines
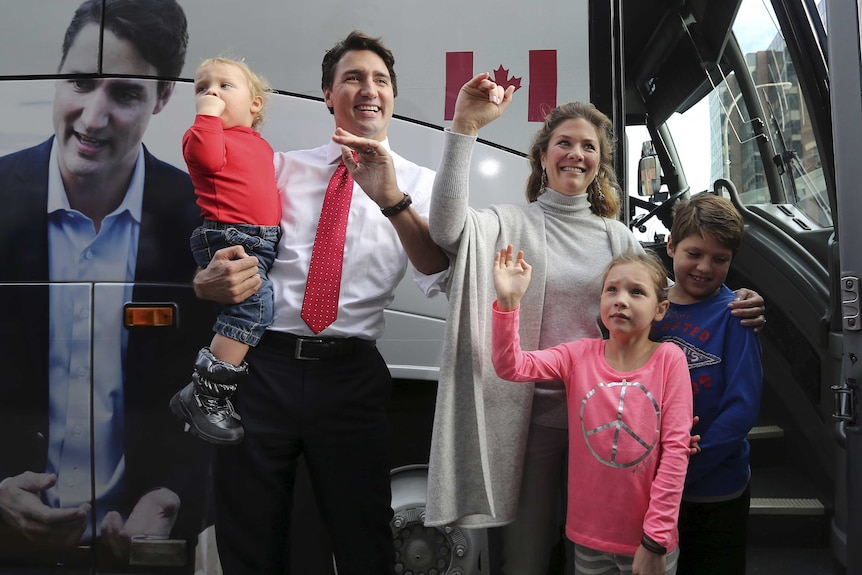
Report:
381,192,412,217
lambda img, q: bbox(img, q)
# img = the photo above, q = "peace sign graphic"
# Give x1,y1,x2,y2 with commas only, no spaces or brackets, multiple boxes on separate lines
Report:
579,379,660,468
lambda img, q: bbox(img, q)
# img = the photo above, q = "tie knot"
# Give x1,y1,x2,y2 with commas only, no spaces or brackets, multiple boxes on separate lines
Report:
334,152,356,172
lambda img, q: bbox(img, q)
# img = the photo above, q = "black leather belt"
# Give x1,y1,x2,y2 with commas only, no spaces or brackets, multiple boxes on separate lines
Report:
265,331,375,361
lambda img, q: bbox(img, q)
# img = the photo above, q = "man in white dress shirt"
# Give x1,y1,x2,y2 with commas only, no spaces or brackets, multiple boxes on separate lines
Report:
193,31,448,575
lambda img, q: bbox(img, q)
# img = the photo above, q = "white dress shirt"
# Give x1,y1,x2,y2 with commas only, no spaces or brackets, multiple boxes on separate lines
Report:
270,139,442,340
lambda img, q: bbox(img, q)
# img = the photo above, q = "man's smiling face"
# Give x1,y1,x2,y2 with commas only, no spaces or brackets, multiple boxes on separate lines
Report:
324,49,394,142
53,24,169,186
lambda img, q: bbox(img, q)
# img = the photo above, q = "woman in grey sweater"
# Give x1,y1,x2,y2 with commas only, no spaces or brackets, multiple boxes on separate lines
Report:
424,72,765,574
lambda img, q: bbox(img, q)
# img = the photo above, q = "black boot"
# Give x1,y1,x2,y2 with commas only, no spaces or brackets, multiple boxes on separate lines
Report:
170,347,246,445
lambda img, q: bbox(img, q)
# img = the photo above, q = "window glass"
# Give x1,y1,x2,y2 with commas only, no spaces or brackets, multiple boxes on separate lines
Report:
729,0,831,226
628,0,831,241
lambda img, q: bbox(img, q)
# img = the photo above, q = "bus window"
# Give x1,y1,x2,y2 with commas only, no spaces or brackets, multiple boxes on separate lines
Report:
630,0,831,237
729,0,830,227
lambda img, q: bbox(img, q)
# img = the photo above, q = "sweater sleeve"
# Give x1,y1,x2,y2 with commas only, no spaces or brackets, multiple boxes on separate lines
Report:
182,114,227,174
429,130,477,253
606,218,645,257
686,319,763,486
642,345,693,549
491,302,571,383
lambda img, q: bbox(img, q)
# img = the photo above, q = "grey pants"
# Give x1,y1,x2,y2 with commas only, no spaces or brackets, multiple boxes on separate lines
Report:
574,544,680,574
500,423,569,575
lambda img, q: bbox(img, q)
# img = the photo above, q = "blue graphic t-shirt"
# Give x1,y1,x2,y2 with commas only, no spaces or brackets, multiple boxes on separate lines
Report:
652,284,763,501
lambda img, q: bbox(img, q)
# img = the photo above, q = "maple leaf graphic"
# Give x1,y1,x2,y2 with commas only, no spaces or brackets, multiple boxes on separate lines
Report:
492,65,522,92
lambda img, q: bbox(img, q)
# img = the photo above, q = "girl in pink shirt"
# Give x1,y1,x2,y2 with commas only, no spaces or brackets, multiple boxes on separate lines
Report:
492,247,692,575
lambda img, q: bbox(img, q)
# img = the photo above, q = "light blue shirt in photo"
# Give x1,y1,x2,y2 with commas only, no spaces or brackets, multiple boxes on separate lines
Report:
44,141,144,539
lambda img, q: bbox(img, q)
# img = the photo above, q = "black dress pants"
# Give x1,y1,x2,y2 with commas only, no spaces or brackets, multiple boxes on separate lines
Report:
677,482,751,575
214,331,395,575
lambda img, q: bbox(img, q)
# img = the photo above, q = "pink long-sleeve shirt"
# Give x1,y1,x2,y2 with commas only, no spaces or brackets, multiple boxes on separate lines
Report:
492,303,692,554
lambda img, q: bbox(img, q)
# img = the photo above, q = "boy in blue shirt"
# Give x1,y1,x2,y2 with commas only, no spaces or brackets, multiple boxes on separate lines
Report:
652,193,763,575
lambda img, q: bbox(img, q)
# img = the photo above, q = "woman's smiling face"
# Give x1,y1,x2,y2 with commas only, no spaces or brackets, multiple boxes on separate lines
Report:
541,117,600,196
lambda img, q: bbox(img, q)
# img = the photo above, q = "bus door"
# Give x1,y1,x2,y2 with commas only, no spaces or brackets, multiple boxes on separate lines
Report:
825,0,862,572
624,0,841,566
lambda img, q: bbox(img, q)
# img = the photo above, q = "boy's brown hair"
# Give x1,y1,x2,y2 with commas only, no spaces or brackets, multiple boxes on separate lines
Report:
670,193,744,252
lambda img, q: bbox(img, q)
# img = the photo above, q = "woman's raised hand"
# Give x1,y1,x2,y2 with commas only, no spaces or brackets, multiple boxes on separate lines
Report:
451,72,516,137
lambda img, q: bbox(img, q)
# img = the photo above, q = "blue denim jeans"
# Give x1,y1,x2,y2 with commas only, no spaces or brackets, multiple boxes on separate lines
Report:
190,221,280,346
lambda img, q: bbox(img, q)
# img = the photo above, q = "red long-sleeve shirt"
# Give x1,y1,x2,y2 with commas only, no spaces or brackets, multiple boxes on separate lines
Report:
183,114,280,225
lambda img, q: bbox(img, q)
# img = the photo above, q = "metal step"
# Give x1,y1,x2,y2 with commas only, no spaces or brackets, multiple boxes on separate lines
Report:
748,424,785,440
748,474,828,547
750,497,824,515
748,424,787,467
747,451,829,547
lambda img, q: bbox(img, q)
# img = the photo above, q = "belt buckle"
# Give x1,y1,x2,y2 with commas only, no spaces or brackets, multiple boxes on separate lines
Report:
294,337,324,360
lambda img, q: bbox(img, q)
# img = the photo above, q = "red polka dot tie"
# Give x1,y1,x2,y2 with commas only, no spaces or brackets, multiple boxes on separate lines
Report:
301,157,355,334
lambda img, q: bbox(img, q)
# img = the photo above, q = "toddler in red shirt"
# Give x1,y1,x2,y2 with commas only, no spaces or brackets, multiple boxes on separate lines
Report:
170,57,281,445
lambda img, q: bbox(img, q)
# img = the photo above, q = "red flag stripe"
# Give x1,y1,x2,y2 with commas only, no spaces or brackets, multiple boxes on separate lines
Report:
529,50,557,122
446,52,473,121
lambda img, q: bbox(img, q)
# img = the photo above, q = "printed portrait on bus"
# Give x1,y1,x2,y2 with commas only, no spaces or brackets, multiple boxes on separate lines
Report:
0,0,216,571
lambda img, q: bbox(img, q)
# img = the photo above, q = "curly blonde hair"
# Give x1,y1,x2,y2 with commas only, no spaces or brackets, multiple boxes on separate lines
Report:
197,56,272,130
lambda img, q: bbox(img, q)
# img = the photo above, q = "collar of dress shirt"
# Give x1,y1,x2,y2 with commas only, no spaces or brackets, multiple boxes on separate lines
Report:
325,137,392,165
47,139,146,225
